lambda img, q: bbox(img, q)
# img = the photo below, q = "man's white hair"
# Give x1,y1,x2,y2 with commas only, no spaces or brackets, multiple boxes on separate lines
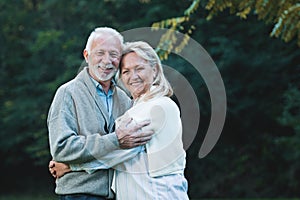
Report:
85,27,124,53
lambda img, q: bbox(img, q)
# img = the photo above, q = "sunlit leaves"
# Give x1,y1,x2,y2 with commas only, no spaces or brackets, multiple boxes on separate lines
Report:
271,3,300,45
152,16,194,60
152,0,300,60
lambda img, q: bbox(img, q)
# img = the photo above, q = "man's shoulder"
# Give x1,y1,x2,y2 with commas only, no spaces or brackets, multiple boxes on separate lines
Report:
57,69,89,93
56,78,77,94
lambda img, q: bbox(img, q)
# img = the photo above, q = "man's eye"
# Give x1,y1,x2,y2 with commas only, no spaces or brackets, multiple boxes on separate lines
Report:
110,52,119,58
96,51,105,56
122,70,129,74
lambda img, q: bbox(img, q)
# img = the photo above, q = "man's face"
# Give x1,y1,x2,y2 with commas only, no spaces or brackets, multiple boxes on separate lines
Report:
84,33,122,82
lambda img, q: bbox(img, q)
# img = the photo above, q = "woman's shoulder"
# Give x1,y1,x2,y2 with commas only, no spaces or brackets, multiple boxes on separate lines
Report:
153,96,179,110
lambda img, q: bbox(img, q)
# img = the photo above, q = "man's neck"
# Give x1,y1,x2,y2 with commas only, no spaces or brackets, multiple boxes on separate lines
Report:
99,80,111,94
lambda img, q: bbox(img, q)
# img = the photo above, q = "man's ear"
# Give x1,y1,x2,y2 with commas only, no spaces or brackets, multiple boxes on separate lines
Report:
83,49,89,63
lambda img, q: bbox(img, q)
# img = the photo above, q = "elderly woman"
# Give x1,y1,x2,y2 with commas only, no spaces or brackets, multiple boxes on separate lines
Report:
51,41,189,200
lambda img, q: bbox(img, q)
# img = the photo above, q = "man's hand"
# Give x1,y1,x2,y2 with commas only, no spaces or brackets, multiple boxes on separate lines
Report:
116,117,154,149
49,160,71,179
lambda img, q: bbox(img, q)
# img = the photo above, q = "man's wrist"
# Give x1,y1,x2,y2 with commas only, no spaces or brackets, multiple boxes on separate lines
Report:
108,132,120,147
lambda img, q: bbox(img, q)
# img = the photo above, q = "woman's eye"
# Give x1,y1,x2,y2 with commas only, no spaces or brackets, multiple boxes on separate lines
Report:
137,67,144,71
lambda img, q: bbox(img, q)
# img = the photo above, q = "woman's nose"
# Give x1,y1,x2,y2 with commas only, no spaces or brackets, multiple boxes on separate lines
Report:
130,70,139,79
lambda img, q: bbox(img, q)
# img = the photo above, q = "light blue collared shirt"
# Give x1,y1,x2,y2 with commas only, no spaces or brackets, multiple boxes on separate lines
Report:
91,78,114,117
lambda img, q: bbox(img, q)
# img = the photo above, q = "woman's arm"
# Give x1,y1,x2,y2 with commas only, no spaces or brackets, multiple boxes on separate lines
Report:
49,160,71,179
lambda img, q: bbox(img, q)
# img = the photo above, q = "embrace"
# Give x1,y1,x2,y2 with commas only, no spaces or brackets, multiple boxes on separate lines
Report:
48,27,189,200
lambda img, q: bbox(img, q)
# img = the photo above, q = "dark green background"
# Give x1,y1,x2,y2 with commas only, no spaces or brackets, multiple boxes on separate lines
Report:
1,0,299,198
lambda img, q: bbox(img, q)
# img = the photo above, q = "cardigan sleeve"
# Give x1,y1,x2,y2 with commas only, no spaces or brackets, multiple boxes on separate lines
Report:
70,146,144,173
48,84,125,164
145,97,186,177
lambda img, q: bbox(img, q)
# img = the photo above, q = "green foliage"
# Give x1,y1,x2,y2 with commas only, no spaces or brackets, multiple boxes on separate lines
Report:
151,0,300,60
273,86,300,193
180,12,300,197
278,86,300,133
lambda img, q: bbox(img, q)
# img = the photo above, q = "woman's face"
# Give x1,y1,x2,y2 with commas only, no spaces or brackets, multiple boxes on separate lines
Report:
120,52,157,99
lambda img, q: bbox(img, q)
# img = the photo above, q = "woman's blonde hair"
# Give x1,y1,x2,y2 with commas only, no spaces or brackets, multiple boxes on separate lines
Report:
118,41,173,101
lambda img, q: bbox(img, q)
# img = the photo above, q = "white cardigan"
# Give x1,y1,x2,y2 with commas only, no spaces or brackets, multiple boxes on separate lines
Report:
118,96,186,177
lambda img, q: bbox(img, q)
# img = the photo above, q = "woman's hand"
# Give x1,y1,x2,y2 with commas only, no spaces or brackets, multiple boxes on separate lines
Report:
49,160,71,179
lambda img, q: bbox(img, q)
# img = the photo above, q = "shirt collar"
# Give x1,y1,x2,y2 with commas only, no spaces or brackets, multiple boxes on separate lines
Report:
90,76,116,94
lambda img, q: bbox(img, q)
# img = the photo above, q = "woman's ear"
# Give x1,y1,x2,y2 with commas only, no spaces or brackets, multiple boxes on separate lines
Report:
153,66,158,79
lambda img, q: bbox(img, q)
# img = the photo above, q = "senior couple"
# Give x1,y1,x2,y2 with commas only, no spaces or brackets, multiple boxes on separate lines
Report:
48,27,189,200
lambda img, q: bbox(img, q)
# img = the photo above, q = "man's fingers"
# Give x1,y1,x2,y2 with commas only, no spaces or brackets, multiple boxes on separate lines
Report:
135,120,151,129
129,120,152,133
133,130,154,142
141,135,152,142
118,133,152,148
135,136,152,144
130,136,152,147
140,130,154,137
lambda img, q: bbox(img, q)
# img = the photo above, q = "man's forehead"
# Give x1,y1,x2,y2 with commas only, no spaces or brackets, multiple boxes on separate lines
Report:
91,35,122,50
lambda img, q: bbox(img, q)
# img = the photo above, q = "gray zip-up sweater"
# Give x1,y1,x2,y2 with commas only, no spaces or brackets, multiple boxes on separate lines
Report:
47,67,132,198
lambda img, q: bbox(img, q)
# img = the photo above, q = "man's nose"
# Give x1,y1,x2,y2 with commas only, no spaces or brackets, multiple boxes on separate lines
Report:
102,52,112,64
